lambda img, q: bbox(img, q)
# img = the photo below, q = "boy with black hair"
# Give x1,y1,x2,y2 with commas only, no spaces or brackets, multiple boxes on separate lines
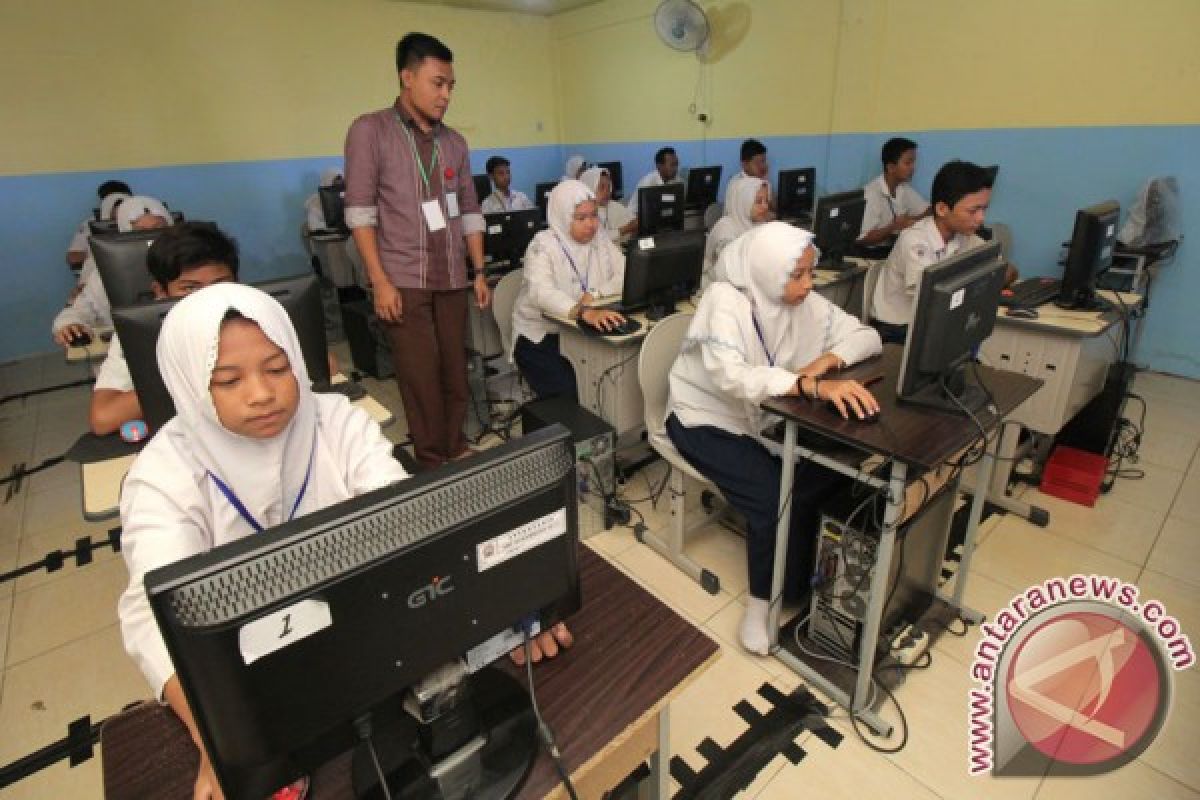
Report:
870,160,1015,344
626,146,682,212
724,138,770,212
481,155,534,213
858,137,929,246
66,179,134,269
89,222,238,434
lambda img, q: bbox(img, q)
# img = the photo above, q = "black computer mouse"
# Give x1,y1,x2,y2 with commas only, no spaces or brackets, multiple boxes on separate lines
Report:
825,400,880,423
1006,307,1039,319
68,331,93,348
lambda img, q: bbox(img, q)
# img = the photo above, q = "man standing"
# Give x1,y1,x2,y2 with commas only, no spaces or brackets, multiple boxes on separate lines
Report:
345,32,491,469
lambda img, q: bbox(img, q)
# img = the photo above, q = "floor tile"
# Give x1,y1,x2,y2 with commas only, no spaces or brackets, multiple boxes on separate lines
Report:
610,539,738,627
1021,489,1166,568
1135,372,1200,411
1134,570,1200,651
6,557,128,666
19,481,107,541
14,524,121,594
1101,461,1184,515
1146,517,1200,588
934,570,1025,668
1136,668,1200,792
0,754,103,800
0,491,27,552
0,625,148,764
973,515,1141,591
0,594,11,669
23,455,80,495
1168,465,1200,523
1039,758,1199,798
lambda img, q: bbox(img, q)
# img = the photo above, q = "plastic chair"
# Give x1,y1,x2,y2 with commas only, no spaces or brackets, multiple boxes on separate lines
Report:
637,312,726,594
702,203,723,232
861,259,883,324
492,270,524,364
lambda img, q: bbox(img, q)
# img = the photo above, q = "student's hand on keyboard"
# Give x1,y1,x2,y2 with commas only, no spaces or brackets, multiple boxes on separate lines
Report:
580,307,628,332
820,379,881,421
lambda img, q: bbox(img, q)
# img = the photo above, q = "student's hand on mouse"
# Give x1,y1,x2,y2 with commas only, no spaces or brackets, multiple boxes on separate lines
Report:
580,308,626,331
509,622,574,666
373,283,403,324
54,323,90,348
820,379,880,420
473,273,492,309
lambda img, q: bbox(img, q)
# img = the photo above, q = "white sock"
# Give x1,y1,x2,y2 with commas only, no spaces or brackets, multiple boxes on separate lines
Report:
739,597,771,656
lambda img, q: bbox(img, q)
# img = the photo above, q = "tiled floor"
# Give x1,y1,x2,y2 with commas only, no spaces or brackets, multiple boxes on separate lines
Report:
0,350,1197,799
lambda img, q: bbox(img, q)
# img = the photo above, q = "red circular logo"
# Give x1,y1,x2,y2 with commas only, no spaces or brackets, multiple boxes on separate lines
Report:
444,167,455,180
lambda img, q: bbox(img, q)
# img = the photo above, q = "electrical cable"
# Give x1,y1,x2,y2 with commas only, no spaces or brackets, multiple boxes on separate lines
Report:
522,632,580,800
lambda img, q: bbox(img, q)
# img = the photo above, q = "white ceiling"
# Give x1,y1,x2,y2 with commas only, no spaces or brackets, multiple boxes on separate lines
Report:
400,0,604,15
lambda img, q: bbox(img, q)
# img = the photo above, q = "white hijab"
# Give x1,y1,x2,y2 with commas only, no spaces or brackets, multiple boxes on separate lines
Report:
562,155,586,182
721,222,816,361
723,177,766,233
100,192,130,221
578,166,608,201
156,283,320,532
116,195,172,232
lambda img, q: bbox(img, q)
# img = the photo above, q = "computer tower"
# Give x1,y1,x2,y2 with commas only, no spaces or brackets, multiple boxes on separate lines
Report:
1055,360,1135,459
521,396,615,535
807,478,956,661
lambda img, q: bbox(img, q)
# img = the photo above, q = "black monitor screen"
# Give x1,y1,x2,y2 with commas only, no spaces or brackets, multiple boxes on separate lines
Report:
777,167,816,221
483,209,542,269
897,241,1007,414
812,189,867,268
472,173,492,206
317,186,346,231
114,274,330,433
621,230,704,319
1057,200,1120,311
88,218,118,237
636,184,685,237
596,161,624,198
147,426,581,800
91,229,171,309
534,182,557,221
684,166,722,210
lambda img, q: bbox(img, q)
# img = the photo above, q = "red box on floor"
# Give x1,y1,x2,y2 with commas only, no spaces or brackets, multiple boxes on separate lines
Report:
1040,445,1108,507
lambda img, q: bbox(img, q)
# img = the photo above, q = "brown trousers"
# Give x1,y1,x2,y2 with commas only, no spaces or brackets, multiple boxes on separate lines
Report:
384,288,469,468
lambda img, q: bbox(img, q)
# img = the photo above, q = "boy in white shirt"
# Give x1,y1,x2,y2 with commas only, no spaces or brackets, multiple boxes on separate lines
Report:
626,147,681,212
858,137,929,247
724,139,770,213
480,156,534,214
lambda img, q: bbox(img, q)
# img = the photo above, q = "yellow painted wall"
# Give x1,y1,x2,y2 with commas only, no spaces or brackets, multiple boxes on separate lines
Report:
550,0,1200,143
0,0,559,176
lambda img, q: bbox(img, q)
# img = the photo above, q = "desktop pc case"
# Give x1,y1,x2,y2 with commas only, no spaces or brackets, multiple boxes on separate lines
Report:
521,396,615,537
807,477,956,661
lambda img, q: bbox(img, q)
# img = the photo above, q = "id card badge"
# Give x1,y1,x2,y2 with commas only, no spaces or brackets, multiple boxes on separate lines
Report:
421,199,447,232
445,191,460,219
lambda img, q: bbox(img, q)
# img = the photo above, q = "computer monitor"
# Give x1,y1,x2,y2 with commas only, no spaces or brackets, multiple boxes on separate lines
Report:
534,182,557,222
88,218,118,237
147,425,581,800
472,173,492,206
811,189,867,268
897,241,1007,414
91,228,172,309
1056,200,1120,311
776,167,816,222
317,185,347,232
596,161,623,199
684,166,722,211
621,230,704,319
483,209,541,269
114,274,331,433
636,184,685,237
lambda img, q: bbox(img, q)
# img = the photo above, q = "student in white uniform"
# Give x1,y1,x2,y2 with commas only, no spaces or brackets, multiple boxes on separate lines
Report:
52,195,173,347
66,180,132,270
304,167,344,231
858,137,929,247
481,156,534,213
626,146,681,212
560,154,586,183
511,180,627,399
870,160,1017,344
665,222,882,655
89,223,239,435
723,139,770,214
702,176,769,291
578,165,636,242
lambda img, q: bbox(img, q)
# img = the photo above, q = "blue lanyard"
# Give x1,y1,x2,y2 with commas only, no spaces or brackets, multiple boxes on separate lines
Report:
555,235,589,293
208,436,315,533
751,313,775,367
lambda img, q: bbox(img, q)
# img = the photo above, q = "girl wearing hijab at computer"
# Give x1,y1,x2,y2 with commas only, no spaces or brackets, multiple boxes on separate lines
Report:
701,177,770,291
116,283,407,800
510,179,627,399
664,222,882,656
579,165,636,243
52,196,175,347
560,154,586,183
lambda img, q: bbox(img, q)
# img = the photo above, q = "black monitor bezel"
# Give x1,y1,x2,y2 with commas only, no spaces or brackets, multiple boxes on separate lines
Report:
776,167,817,221
620,230,704,313
636,184,685,237
684,165,722,210
1057,200,1120,310
812,189,867,266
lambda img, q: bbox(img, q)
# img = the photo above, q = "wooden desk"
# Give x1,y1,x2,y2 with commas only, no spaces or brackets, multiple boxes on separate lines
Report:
100,546,719,800
761,345,1041,734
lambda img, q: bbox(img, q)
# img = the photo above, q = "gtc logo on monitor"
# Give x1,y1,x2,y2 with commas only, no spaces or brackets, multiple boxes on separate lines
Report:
407,575,455,608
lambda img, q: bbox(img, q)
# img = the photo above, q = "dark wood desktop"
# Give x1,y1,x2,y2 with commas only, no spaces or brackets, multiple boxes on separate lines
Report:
101,546,719,800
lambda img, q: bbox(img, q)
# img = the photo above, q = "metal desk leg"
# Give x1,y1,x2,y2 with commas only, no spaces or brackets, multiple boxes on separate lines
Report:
642,706,670,800
941,437,997,625
766,420,798,643
969,422,1050,527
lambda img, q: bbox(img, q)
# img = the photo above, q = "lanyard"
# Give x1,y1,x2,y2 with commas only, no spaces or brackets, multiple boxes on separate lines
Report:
208,436,315,533
555,234,589,293
751,313,775,367
397,114,440,197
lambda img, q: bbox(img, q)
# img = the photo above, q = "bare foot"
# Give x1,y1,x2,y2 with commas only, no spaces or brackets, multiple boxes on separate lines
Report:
508,623,574,666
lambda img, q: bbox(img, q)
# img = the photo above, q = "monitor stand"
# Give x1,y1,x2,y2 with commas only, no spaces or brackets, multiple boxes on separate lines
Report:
1053,289,1112,313
899,366,990,416
350,666,537,800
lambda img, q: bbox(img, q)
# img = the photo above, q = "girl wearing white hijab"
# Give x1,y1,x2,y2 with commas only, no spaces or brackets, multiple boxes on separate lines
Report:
305,167,344,231
665,222,882,655
117,283,407,798
52,195,174,347
560,154,586,183
701,177,770,291
579,166,636,243
511,180,627,399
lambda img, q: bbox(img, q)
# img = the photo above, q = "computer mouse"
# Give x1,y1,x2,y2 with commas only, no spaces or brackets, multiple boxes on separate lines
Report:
68,330,92,348
1006,307,1039,319
825,400,880,423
